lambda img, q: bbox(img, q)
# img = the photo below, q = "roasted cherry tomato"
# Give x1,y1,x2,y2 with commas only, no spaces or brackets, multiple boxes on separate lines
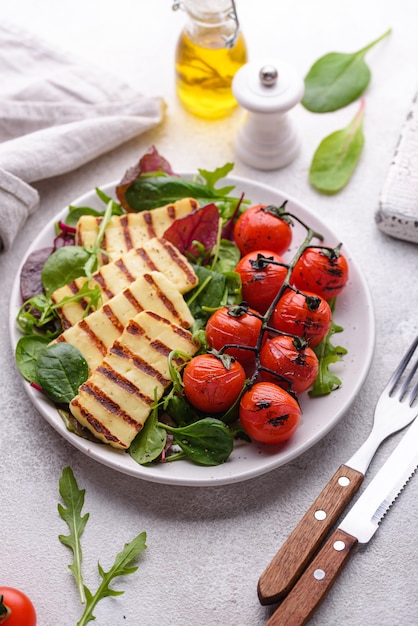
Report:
233,204,293,257
182,353,246,413
292,245,349,300
235,250,288,314
0,587,36,626
260,334,319,394
239,382,301,444
272,289,332,347
205,305,263,367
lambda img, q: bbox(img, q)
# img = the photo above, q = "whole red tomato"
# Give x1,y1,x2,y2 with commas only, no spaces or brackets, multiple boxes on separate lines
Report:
292,245,349,300
0,587,36,626
205,305,263,367
239,382,301,444
233,204,293,257
272,289,332,347
235,250,288,314
183,353,246,413
260,334,319,394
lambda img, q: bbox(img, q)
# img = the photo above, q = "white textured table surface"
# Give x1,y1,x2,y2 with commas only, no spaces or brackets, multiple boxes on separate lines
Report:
1,1,418,625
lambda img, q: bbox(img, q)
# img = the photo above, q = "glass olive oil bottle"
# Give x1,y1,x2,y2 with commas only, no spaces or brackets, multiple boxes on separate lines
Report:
174,0,248,119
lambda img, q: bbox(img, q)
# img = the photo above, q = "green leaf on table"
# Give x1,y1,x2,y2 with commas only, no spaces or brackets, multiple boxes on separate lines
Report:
77,532,147,626
302,29,391,112
309,100,365,194
58,466,90,604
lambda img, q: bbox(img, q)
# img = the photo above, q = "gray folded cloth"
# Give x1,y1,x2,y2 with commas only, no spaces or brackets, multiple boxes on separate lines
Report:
0,22,165,252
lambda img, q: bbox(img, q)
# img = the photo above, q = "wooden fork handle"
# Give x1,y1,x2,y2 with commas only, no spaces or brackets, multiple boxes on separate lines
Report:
258,464,363,605
265,528,358,626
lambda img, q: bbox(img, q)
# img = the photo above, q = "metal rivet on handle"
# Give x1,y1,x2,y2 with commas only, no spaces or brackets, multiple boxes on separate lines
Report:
314,510,327,521
333,540,346,551
338,476,351,487
313,569,326,580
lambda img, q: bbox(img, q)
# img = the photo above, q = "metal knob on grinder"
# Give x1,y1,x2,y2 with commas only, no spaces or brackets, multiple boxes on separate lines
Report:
232,59,304,170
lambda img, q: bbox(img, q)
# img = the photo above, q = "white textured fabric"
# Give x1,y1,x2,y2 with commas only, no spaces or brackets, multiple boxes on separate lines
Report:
0,21,165,252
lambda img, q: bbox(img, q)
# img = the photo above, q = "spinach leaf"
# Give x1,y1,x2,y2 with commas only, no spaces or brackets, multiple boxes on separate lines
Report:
129,408,167,465
36,343,89,403
186,264,241,328
15,335,51,383
163,418,234,466
42,246,92,296
302,29,391,112
309,100,365,194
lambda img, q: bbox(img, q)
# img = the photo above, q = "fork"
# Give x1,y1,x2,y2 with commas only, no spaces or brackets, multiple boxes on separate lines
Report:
258,334,418,606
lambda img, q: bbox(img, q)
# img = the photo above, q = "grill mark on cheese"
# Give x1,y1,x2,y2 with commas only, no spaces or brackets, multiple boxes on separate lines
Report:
96,364,153,406
109,340,170,387
122,287,145,313
120,214,134,250
143,212,157,239
78,319,108,356
135,247,158,271
159,238,197,285
143,273,185,327
102,303,125,333
70,398,124,444
81,382,141,426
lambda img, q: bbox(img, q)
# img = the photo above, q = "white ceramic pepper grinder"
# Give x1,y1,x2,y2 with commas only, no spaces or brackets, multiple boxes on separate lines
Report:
232,60,304,170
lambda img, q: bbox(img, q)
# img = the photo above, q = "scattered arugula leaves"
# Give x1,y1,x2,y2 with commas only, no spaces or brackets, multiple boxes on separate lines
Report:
58,467,147,626
309,300,348,396
302,29,391,113
309,100,365,194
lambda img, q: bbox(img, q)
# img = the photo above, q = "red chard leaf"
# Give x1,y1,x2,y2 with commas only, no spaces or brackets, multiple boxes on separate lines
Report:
116,145,177,209
163,203,220,260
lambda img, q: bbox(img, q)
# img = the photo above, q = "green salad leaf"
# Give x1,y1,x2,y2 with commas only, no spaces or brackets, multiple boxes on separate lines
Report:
302,29,391,112
309,100,365,194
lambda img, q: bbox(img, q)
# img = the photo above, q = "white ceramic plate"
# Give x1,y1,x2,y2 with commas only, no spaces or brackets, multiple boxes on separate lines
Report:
9,175,375,486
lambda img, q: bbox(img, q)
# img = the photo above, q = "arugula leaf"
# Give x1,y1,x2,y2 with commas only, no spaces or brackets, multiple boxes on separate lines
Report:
309,100,365,194
302,29,391,112
58,467,147,626
58,467,89,604
309,301,348,397
78,532,147,626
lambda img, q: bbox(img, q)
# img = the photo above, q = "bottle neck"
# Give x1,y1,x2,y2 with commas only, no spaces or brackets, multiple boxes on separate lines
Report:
182,0,240,48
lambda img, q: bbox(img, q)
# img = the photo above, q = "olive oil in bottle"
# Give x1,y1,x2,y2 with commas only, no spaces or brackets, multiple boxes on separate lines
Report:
174,0,248,119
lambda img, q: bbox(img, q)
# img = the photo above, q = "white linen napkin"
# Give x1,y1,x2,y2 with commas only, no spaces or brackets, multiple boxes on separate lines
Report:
0,22,165,252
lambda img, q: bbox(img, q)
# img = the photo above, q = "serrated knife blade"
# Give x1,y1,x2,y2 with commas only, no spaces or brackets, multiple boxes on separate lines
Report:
265,416,418,626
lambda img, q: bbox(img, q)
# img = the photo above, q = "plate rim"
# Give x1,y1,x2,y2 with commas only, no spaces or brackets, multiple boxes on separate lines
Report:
9,173,376,486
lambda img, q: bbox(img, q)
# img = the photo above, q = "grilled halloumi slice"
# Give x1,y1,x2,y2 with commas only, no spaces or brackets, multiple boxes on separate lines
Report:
70,310,198,449
76,197,199,261
54,271,194,371
51,237,198,329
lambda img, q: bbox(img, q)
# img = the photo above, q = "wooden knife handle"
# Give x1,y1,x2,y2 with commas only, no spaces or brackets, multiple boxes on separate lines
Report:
265,528,358,626
258,464,363,605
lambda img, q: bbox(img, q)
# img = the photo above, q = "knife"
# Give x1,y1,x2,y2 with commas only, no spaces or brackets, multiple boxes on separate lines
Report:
264,416,418,626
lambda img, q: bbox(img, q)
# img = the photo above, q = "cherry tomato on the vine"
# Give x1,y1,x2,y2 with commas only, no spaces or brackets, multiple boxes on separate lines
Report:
239,382,301,444
272,289,332,347
233,204,293,257
205,305,263,367
292,245,349,301
260,334,319,394
182,353,246,413
0,587,36,626
235,250,288,314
